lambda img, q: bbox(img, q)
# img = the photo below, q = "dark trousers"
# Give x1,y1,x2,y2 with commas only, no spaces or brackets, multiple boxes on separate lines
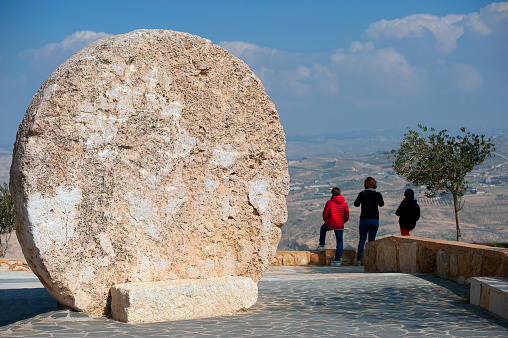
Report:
400,228,411,236
356,218,379,262
319,223,343,261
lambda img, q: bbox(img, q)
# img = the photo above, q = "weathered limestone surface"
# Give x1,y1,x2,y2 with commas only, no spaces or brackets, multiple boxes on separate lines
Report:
111,276,257,323
376,240,398,272
436,249,449,279
398,242,417,273
10,30,289,316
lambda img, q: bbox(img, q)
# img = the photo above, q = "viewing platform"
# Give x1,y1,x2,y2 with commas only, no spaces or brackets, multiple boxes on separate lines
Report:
1,264,508,337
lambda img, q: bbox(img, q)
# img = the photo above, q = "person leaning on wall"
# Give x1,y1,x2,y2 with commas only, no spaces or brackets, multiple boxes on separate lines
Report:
316,187,350,267
353,177,384,266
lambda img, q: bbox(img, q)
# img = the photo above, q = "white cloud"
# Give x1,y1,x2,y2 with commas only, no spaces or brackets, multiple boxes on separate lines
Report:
365,2,508,54
331,48,346,62
482,1,508,23
219,41,338,97
331,42,427,96
270,64,339,97
296,65,311,78
22,30,112,63
366,14,465,53
309,64,339,96
466,13,492,35
218,41,278,65
449,63,483,92
349,41,375,53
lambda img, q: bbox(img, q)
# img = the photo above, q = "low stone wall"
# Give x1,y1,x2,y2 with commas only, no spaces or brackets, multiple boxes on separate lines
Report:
364,236,508,286
3,249,358,272
0,258,30,271
272,249,358,266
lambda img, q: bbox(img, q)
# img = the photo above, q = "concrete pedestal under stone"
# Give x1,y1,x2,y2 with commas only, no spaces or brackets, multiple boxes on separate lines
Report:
111,276,258,323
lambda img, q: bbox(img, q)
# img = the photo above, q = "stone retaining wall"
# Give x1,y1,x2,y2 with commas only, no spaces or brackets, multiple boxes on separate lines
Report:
363,236,508,286
0,258,30,271
272,249,358,266
4,250,356,273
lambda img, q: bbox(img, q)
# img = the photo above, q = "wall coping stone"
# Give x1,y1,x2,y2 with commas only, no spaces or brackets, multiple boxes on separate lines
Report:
470,277,508,320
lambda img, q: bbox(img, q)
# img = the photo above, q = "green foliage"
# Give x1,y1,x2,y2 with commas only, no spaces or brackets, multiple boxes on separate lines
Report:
387,125,495,241
0,182,16,257
490,242,508,248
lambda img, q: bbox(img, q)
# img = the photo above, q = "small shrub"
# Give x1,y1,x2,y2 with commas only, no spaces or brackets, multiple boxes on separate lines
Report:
0,182,16,257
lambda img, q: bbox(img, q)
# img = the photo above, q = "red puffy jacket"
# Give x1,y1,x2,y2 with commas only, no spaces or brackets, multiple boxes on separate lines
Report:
322,195,350,229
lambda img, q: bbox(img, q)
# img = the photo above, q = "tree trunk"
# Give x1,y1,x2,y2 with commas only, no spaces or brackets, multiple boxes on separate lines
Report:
0,232,12,258
452,193,461,241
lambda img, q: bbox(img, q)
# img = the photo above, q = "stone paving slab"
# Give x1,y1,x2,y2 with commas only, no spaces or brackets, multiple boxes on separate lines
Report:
1,266,508,337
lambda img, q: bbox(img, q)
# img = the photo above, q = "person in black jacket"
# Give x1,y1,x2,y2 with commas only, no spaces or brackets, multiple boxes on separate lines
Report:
395,189,420,236
354,177,384,266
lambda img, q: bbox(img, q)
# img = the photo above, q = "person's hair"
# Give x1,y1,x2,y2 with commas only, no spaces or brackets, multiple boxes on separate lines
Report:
404,189,415,199
331,187,341,196
364,177,377,189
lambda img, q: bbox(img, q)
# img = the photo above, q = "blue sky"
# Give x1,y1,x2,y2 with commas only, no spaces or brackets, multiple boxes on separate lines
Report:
0,0,507,145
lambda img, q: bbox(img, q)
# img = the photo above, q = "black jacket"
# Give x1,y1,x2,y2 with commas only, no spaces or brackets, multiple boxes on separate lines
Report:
395,198,420,230
354,189,384,219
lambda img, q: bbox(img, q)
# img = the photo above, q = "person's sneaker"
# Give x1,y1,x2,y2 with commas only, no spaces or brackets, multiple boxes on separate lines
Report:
316,245,325,251
354,261,362,266
330,260,341,267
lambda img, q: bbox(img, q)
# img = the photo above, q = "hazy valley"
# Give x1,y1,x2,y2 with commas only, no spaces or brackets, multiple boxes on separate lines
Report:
281,132,508,251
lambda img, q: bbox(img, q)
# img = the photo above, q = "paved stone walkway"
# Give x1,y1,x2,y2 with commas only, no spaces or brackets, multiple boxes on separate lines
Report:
1,266,508,337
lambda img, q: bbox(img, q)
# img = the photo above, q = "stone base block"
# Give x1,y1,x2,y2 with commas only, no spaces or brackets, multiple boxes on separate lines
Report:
111,276,258,324
470,277,508,320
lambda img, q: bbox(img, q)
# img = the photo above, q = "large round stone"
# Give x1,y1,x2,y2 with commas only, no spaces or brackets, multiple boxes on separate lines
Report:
10,30,289,316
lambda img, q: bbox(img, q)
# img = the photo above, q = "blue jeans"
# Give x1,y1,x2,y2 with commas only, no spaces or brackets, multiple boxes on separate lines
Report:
356,219,379,262
319,224,343,261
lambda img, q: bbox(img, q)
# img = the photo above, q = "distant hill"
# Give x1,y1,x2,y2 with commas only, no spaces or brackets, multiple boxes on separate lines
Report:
285,127,508,160
0,146,12,184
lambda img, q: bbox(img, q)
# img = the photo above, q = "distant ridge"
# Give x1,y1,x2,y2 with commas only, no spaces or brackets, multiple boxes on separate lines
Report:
285,128,508,160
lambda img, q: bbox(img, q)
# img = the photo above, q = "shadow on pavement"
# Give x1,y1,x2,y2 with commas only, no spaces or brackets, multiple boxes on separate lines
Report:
412,274,470,298
0,287,59,327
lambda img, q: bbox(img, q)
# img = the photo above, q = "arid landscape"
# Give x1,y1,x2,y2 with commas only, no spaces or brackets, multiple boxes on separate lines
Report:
1,131,508,257
281,132,508,251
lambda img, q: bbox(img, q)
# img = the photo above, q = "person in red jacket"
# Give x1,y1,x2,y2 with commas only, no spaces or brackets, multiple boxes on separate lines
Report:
316,187,350,266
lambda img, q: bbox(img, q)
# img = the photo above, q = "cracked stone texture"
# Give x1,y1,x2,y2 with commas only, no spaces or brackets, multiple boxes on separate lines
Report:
10,29,289,317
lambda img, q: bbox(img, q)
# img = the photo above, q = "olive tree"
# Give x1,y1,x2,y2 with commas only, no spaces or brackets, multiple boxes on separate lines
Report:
0,182,16,257
387,125,495,241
